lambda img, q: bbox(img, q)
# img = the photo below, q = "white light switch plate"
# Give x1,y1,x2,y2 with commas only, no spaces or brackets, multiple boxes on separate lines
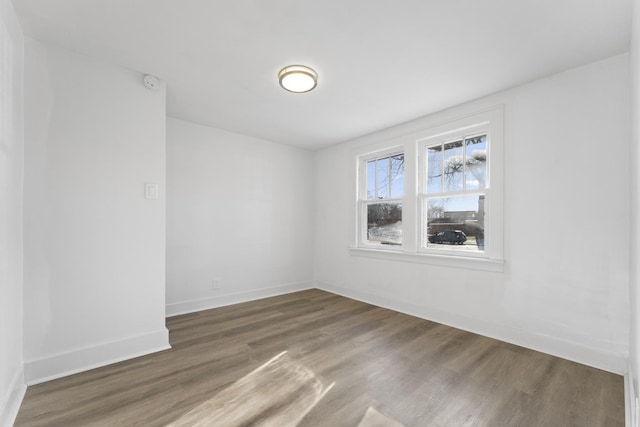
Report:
145,183,159,200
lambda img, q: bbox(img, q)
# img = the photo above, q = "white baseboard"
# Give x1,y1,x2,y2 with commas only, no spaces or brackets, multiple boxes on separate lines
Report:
316,281,627,375
627,364,638,427
0,366,26,427
24,328,171,385
166,281,315,317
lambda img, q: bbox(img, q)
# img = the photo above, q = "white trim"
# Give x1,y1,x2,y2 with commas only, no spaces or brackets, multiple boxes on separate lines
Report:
166,281,315,317
349,246,504,272
316,280,626,374
627,363,638,427
24,329,170,385
0,366,26,427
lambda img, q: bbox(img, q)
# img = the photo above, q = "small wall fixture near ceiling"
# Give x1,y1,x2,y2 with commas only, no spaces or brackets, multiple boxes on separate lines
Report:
278,65,317,93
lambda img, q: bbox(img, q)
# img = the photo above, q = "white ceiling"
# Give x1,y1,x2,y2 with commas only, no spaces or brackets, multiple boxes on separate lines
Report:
13,0,631,149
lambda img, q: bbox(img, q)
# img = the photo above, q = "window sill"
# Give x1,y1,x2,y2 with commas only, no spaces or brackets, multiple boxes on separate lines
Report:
349,247,504,272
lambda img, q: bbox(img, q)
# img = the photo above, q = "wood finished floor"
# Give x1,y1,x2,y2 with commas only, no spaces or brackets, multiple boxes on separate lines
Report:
15,289,624,427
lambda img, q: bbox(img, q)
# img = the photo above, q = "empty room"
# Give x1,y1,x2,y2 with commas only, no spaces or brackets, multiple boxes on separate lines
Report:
1,0,640,426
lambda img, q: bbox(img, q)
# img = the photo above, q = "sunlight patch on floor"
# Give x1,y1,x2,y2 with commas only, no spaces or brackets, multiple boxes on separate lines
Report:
357,406,405,427
167,351,334,427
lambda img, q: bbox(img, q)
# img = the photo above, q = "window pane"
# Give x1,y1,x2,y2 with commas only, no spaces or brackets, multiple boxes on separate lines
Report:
366,160,376,200
390,154,404,198
376,157,390,199
427,145,442,193
443,140,464,192
465,135,487,190
366,202,402,246
425,195,485,251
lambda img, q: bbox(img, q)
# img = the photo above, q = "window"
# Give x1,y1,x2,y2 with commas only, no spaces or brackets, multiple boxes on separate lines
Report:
358,149,405,247
352,107,503,271
419,126,489,256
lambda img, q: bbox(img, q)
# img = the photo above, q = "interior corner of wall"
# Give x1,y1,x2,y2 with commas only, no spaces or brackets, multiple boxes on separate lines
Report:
0,364,27,427
626,360,639,427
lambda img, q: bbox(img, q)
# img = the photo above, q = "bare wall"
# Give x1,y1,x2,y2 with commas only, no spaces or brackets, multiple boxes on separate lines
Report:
22,39,169,384
165,118,315,316
0,0,24,424
315,54,630,373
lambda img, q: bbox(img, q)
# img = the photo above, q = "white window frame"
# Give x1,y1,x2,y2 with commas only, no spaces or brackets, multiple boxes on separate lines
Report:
357,145,405,250
418,123,491,259
351,106,504,272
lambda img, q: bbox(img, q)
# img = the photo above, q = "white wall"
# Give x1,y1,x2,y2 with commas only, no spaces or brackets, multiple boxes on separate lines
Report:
0,0,24,425
166,118,315,316
315,54,630,373
22,39,169,384
629,0,640,422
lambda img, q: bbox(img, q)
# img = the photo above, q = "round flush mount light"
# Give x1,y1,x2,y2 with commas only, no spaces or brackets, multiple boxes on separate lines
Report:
278,65,317,93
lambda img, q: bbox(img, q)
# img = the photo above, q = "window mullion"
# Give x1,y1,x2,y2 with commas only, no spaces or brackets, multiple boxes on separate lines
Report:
425,189,486,199
440,142,444,192
374,158,378,200
462,135,467,191
388,156,392,199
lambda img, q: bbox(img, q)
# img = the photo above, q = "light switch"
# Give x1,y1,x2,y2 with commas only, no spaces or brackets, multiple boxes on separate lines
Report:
145,183,159,200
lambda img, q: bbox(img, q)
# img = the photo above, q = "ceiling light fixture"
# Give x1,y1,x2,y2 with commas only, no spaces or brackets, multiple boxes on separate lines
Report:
278,65,317,93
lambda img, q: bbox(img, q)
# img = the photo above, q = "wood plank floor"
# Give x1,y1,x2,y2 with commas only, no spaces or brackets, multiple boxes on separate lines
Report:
15,289,624,426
